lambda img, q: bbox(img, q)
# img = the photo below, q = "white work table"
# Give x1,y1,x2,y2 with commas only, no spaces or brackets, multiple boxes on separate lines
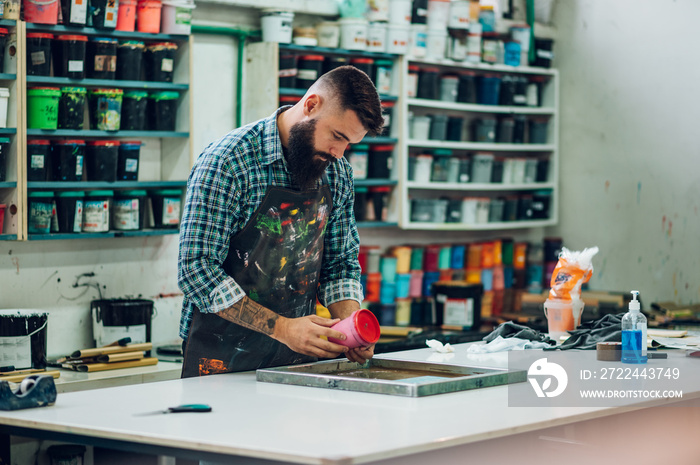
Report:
1,344,699,465
54,360,183,393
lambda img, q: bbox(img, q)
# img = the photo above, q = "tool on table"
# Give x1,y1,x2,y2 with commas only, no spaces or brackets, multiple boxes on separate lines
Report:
0,374,57,411
51,342,156,372
135,404,212,416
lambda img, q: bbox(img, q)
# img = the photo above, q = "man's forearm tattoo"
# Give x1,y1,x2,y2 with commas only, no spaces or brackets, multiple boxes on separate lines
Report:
219,297,279,336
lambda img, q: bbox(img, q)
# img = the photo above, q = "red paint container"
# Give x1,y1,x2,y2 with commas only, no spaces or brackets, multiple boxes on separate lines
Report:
328,309,380,348
423,244,440,272
364,273,381,302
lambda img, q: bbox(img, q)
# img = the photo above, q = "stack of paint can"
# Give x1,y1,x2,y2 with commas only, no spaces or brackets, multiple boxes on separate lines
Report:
526,242,544,294
500,238,515,313
391,245,412,326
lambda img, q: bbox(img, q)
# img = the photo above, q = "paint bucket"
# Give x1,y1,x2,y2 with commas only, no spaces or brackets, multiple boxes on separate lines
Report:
392,246,411,274
116,141,140,180
0,310,49,369
91,298,154,348
115,0,137,30
52,140,85,181
82,190,112,232
328,309,380,348
88,88,122,131
90,0,118,29
27,87,60,130
395,273,411,298
23,0,59,24
461,198,478,224
366,22,386,52
380,255,397,283
313,22,338,49
421,271,440,300
544,299,583,342
261,9,293,43
0,88,8,129
364,273,381,302
56,190,84,233
87,37,117,79
136,0,162,33
149,189,182,228
28,191,54,234
147,90,178,131
366,248,381,274
408,23,427,58
0,138,8,182
27,140,51,181
409,270,423,297
388,0,411,24
53,35,87,79
385,23,409,54
395,298,411,326
121,90,147,130
432,282,482,329
85,140,119,181
116,41,145,80
378,304,396,326
57,87,86,130
144,41,177,82
113,189,147,230
60,0,87,25
448,0,470,29
26,33,53,75
339,18,368,51
427,0,450,30
160,0,194,34
379,281,396,304
426,28,447,59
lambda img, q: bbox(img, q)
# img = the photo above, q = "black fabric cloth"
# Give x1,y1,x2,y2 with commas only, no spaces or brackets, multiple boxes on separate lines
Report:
544,313,624,350
484,321,556,345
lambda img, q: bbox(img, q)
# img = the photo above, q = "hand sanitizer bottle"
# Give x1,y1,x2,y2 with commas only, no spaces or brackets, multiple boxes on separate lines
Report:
621,290,647,364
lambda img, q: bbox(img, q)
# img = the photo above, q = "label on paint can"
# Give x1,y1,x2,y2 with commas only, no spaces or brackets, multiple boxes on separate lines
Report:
95,324,146,347
31,51,45,66
68,60,84,73
441,297,474,327
83,199,110,232
76,155,84,176
0,335,31,369
125,158,138,172
70,0,88,24
31,154,45,169
73,200,83,232
113,198,140,230
162,197,181,225
104,1,118,28
296,68,318,81
161,58,174,73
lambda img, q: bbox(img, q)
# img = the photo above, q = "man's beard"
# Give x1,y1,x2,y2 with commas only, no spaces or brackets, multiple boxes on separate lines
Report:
286,119,333,190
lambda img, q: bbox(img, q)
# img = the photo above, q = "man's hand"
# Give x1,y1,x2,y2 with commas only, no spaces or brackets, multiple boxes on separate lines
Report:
272,314,351,359
346,344,374,365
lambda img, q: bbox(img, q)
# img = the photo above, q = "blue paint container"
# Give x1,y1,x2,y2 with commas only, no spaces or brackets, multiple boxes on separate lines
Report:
503,266,514,289
395,273,411,299
481,268,494,291
477,74,501,105
451,244,466,269
422,271,441,297
379,304,396,326
380,281,397,305
380,256,398,283
28,191,54,234
438,245,452,270
504,40,521,66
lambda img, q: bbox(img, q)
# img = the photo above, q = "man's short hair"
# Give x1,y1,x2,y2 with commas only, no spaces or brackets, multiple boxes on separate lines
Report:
315,65,384,137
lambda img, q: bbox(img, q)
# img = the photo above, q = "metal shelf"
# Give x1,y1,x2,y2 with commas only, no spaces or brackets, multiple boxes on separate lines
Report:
406,181,555,191
356,221,398,229
0,20,16,27
25,23,190,41
0,128,17,135
27,76,188,90
407,140,555,152
355,179,398,187
26,130,189,138
402,219,557,231
279,44,399,61
28,229,179,240
0,73,16,81
408,57,558,76
407,98,555,115
27,180,187,189
361,137,398,144
0,234,17,241
280,87,397,102
0,182,17,188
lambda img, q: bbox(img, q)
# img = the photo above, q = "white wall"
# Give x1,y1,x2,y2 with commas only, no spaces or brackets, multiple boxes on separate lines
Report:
550,0,700,305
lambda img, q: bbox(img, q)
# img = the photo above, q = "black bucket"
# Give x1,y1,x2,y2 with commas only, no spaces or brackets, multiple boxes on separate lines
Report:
147,91,178,131
121,90,148,130
144,42,177,82
0,310,49,370
52,35,87,79
116,41,145,80
431,282,483,329
57,87,87,130
90,299,154,350
26,33,54,76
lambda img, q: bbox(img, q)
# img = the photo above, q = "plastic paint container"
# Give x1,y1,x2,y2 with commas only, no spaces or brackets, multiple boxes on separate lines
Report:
0,310,49,369
346,144,368,179
513,115,526,143
504,40,521,66
0,30,8,74
499,75,515,105
147,91,179,131
0,88,8,129
150,189,182,228
117,141,141,180
497,117,515,143
90,0,118,28
457,71,477,103
27,140,51,181
145,42,177,82
417,67,440,100
0,138,8,181
354,186,368,221
278,54,297,88
413,154,433,183
56,190,84,233
409,270,423,297
410,115,431,139
0,203,5,232
432,198,448,223
426,28,447,59
450,244,466,269
53,35,87,78
531,190,551,219
136,0,162,33
23,0,59,24
529,118,549,144
380,100,394,135
491,157,504,182
116,0,137,31
368,145,393,179
367,186,390,222
160,0,195,34
385,23,409,54
82,190,112,232
489,198,505,222
87,37,117,79
475,198,490,223
448,0,470,29
52,140,85,181
446,116,463,141
296,55,324,89
437,245,451,269
513,76,528,105
409,247,424,271
503,196,518,221
379,282,397,305
534,38,554,68
430,149,451,182
391,246,411,274
113,189,147,230
120,90,148,130
377,304,394,326
60,0,88,25
316,22,340,48
27,87,60,130
395,298,411,325
261,9,294,43
388,0,412,24
422,271,441,298
439,74,459,102
536,158,549,182
396,274,411,299
57,86,86,130
117,41,145,80
380,255,398,283
429,114,448,140
28,191,54,234
408,23,427,58
322,56,348,74
86,140,119,181
410,199,433,222
366,22,387,52
339,18,368,51
461,197,478,223
473,118,496,143
364,273,381,303
407,65,420,97
26,33,53,75
88,88,122,131
477,74,501,105
366,248,381,274
524,158,538,183
411,0,428,23
471,153,494,183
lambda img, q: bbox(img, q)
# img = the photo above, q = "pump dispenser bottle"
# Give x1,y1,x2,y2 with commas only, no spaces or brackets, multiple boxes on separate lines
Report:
621,290,647,364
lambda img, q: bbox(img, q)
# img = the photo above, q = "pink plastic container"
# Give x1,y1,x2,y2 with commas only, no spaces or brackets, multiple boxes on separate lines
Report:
328,309,380,348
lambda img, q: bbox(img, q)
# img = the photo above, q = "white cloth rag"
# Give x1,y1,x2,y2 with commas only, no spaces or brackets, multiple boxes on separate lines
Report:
426,339,454,353
466,336,551,354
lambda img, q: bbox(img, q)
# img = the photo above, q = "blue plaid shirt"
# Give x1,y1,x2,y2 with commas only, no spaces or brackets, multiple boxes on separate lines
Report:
178,108,363,340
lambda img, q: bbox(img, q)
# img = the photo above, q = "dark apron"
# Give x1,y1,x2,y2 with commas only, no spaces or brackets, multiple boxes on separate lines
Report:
182,170,332,378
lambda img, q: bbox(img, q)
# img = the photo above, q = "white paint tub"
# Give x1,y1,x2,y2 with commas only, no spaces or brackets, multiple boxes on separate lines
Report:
427,0,450,30
409,23,427,58
0,88,9,128
385,23,409,54
316,21,340,48
261,9,294,44
448,0,470,29
160,0,195,35
339,18,368,51
388,0,411,25
367,21,387,52
426,29,447,59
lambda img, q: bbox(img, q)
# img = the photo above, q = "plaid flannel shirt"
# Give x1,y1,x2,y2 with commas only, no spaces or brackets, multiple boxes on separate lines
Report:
177,108,363,340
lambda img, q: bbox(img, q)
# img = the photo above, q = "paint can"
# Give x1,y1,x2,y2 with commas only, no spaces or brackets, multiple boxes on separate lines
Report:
0,309,48,369
380,255,398,283
395,274,411,298
409,270,424,297
380,281,397,304
90,298,154,349
395,298,411,326
364,273,381,302
431,282,483,329
391,246,412,274
339,18,368,51
260,10,294,44
328,309,380,348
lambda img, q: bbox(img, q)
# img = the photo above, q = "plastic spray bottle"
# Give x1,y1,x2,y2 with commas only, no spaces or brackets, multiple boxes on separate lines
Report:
621,290,647,364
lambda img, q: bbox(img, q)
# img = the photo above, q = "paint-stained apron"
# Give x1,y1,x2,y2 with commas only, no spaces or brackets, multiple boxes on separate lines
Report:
181,173,332,378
